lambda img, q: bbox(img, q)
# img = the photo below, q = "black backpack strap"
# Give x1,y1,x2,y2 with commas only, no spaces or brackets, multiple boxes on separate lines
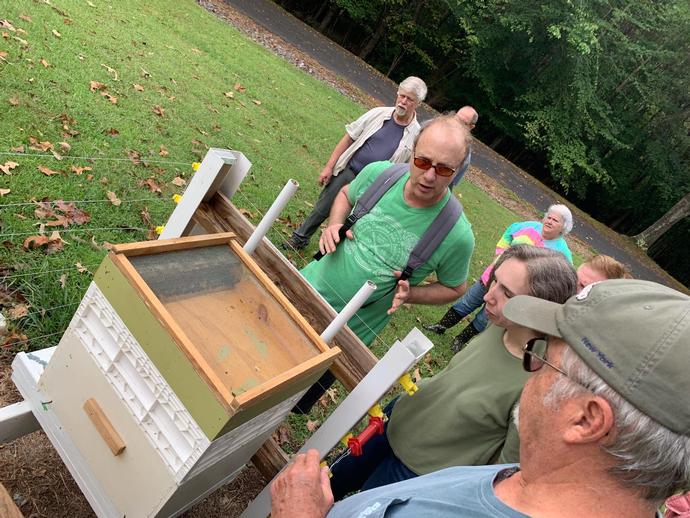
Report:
400,196,463,280
313,163,408,260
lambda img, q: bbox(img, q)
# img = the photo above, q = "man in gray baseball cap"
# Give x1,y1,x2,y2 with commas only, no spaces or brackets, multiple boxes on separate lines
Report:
269,279,690,518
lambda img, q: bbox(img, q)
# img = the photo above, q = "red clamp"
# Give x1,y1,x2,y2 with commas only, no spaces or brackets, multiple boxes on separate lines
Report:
347,416,385,456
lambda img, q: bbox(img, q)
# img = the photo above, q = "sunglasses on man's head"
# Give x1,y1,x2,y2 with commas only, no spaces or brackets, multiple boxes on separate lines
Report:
413,156,456,177
522,337,569,377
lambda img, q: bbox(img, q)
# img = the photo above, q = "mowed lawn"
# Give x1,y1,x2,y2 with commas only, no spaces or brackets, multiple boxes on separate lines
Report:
1,0,578,438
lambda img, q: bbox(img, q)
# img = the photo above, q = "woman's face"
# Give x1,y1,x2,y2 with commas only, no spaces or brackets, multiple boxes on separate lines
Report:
483,258,530,328
542,212,564,240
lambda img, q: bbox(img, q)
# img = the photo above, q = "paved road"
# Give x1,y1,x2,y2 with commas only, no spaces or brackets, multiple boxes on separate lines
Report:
224,0,670,286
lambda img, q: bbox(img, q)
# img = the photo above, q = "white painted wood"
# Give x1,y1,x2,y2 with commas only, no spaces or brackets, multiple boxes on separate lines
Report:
160,148,249,239
12,348,121,518
0,401,40,443
243,179,299,254
240,328,434,518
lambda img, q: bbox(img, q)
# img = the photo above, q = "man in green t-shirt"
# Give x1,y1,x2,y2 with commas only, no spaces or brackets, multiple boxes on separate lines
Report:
301,115,475,346
294,115,475,414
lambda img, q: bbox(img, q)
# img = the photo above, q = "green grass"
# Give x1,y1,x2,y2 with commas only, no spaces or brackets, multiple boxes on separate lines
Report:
1,0,584,443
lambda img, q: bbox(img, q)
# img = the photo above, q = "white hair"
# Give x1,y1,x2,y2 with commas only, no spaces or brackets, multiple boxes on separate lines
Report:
398,76,427,103
544,347,690,501
547,204,573,235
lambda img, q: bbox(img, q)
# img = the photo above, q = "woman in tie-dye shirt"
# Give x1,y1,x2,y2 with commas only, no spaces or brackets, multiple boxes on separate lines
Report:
425,204,573,352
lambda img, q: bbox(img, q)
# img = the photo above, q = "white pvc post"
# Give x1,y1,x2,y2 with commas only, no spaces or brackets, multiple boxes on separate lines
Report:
243,179,299,254
320,280,377,343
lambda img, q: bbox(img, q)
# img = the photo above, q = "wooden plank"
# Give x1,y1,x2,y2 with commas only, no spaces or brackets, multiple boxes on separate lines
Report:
250,439,289,480
112,232,235,256
194,195,378,391
110,254,239,414
228,240,331,354
0,481,24,518
83,398,126,456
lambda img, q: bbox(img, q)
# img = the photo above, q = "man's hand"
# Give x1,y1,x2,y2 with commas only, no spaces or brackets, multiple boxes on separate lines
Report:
387,270,411,315
318,223,354,256
270,449,334,518
318,166,334,186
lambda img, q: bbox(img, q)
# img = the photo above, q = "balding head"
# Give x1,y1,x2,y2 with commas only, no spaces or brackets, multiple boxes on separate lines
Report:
456,106,478,130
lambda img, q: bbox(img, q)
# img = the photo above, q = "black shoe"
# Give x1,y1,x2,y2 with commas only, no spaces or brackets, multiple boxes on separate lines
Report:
451,324,480,354
424,308,463,335
281,235,308,251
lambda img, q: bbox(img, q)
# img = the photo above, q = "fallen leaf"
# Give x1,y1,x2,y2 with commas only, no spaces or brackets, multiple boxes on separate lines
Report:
10,145,24,153
274,425,291,446
104,128,119,137
75,262,89,273
234,82,246,93
23,234,63,253
59,273,67,288
102,241,114,250
19,14,32,23
40,58,50,68
28,137,53,151
59,141,71,153
0,51,7,60
9,95,19,106
171,176,186,186
2,332,28,348
252,99,262,105
158,144,169,157
152,105,165,117
99,177,109,185
140,207,152,225
106,190,121,206
34,200,91,227
86,173,94,181
126,149,141,164
1,20,16,31
133,83,144,92
51,149,63,160
306,420,320,432
100,63,118,80
0,161,18,174
140,178,161,193
8,304,29,319
191,47,202,54
70,165,92,175
0,188,10,196
52,29,61,38
38,165,61,176
239,208,256,219
89,80,107,92
101,91,118,104
224,91,234,99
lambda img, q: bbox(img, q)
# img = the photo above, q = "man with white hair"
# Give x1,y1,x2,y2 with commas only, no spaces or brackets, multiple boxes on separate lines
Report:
270,279,690,518
283,77,427,250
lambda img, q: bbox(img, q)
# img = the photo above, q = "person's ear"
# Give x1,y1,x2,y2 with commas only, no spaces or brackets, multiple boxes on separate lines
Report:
563,395,615,445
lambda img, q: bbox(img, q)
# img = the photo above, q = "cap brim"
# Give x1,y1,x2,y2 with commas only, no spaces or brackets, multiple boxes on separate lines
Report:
503,295,563,338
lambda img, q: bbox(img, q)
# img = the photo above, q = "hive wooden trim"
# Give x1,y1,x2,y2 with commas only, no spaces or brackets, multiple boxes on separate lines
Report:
82,398,126,457
112,232,236,256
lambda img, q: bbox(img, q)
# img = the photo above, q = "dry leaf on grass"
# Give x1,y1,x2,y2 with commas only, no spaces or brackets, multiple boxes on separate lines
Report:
10,145,24,153
252,99,262,105
239,208,256,219
52,29,61,38
0,161,18,174
8,304,29,319
224,91,234,99
58,141,71,153
34,200,91,226
19,14,32,22
101,91,117,104
40,58,50,68
89,80,106,92
234,82,246,93
152,105,165,117
51,149,63,160
106,191,121,206
126,149,141,164
133,83,144,92
29,137,53,151
70,165,91,175
37,165,61,176
0,189,10,196
8,95,19,106
140,207,152,226
158,144,169,157
171,176,186,186
75,262,89,273
2,331,28,347
273,425,291,446
23,233,64,254
140,178,162,193
104,128,119,137
306,420,320,432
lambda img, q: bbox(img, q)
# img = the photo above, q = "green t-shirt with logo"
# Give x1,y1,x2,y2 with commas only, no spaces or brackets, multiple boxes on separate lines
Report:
300,160,474,346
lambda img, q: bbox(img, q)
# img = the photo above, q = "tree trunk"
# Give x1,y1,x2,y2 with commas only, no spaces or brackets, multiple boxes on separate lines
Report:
318,7,338,32
633,192,690,248
359,20,386,60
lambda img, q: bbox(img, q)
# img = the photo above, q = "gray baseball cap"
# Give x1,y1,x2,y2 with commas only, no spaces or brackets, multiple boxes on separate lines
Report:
503,279,690,436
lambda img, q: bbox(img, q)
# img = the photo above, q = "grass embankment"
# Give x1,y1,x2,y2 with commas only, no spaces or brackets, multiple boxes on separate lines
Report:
1,0,579,447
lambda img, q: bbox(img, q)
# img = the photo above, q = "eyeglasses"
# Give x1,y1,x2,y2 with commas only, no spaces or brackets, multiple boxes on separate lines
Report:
522,337,569,377
413,156,456,177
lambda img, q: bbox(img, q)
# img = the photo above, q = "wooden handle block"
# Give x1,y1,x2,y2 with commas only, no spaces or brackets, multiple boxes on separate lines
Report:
83,398,126,456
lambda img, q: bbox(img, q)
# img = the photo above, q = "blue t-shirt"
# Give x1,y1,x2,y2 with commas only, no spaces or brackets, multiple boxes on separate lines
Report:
327,464,528,518
348,117,405,173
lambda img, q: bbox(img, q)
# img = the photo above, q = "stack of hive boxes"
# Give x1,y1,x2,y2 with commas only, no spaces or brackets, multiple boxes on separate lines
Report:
38,233,339,517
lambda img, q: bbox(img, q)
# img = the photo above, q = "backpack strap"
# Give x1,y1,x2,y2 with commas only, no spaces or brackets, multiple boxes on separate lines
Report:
400,195,463,280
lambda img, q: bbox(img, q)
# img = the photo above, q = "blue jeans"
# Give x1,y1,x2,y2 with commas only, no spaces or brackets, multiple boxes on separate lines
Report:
329,399,417,501
451,279,488,332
